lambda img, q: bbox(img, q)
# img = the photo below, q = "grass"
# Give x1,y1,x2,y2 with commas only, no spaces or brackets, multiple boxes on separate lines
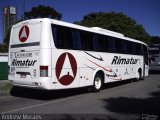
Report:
0,83,12,91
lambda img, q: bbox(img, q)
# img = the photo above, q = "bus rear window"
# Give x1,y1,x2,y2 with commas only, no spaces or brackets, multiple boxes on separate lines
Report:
10,23,41,48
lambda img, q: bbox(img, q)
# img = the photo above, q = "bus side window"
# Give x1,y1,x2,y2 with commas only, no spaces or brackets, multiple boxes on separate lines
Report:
136,43,143,55
86,32,93,51
121,40,127,54
93,34,97,51
126,41,132,54
80,31,87,50
109,37,116,53
97,34,105,52
115,38,122,53
104,36,109,52
143,45,148,65
52,25,58,47
64,27,73,49
52,25,75,50
77,31,81,50
132,42,137,55
52,25,64,48
72,30,81,50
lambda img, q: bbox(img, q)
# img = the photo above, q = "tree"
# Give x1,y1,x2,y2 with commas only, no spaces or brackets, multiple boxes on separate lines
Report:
3,26,11,45
74,12,150,43
0,5,62,52
25,5,62,20
150,36,160,44
0,43,8,52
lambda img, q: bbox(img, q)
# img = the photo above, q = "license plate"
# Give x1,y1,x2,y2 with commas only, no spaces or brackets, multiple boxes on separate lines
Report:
20,74,26,78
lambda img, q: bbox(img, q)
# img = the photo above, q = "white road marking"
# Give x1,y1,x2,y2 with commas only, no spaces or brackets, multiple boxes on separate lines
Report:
0,95,82,114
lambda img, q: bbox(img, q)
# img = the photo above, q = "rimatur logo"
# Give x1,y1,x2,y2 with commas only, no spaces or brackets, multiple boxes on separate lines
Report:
55,52,77,86
19,25,30,42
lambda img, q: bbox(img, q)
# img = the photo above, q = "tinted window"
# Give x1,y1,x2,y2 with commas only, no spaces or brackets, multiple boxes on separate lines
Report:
126,41,132,54
97,35,105,52
143,45,148,65
52,25,73,49
131,42,137,55
121,40,128,54
86,32,94,51
72,30,81,50
51,24,144,56
136,43,143,55
109,37,116,53
115,38,122,53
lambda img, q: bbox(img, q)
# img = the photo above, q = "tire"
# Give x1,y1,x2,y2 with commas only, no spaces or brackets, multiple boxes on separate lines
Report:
92,73,103,92
134,70,141,82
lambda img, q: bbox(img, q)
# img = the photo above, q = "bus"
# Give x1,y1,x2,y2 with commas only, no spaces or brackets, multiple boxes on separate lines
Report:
148,44,160,71
8,18,149,92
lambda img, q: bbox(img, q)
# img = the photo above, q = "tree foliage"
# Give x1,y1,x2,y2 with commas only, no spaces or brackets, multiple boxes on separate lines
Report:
25,5,62,20
0,43,8,52
3,26,11,45
150,36,160,44
75,12,151,43
0,5,62,52
0,26,12,52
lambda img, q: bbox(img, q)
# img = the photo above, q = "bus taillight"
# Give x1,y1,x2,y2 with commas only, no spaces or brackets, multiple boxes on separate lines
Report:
40,66,48,77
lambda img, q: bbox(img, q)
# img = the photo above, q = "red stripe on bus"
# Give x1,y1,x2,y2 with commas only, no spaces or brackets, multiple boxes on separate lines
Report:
88,59,112,72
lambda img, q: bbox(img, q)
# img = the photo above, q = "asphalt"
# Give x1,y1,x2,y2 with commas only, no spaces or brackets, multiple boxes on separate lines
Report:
18,74,160,114
0,74,159,120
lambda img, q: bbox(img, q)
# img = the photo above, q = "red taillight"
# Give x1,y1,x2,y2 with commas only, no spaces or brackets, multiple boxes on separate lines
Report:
40,66,48,77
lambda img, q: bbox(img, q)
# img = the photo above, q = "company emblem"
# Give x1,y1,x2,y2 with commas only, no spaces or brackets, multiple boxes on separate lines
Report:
19,25,30,42
55,52,77,86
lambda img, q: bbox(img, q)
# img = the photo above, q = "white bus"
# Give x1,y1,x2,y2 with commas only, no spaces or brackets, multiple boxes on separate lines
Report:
8,18,149,92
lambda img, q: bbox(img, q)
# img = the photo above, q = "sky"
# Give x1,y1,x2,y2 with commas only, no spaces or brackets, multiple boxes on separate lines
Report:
0,0,160,43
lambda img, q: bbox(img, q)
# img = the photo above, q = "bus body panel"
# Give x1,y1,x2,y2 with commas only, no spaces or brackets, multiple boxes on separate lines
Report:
8,19,54,89
51,49,144,89
51,49,80,89
8,18,149,90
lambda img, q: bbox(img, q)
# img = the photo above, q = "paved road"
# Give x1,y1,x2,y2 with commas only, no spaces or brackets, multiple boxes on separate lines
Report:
0,74,160,120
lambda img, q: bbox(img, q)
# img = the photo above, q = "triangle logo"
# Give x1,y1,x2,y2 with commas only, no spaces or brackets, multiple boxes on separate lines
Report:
55,52,77,86
19,25,30,42
20,27,27,39
59,54,74,79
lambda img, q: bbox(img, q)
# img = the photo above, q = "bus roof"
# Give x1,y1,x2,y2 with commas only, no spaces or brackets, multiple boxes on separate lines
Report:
13,18,147,46
51,19,147,46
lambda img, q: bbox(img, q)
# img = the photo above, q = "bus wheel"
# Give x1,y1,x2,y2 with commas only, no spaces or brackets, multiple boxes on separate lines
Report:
92,73,103,92
135,70,141,81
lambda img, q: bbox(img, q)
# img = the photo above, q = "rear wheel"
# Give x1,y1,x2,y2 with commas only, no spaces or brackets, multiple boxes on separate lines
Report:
135,70,141,81
92,73,103,92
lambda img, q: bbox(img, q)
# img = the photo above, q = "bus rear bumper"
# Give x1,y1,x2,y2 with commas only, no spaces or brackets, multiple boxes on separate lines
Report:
9,77,55,90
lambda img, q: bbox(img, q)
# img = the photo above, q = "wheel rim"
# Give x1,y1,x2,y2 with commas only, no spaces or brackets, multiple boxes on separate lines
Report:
95,77,102,90
136,72,140,80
